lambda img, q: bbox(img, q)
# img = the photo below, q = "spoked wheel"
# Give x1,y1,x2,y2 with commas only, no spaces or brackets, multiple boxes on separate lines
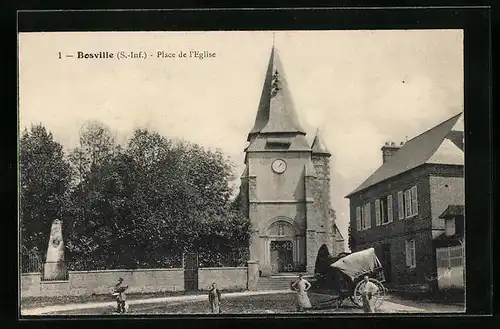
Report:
352,278,386,309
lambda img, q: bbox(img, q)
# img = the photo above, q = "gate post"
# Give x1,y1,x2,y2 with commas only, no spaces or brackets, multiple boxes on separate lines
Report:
247,260,259,291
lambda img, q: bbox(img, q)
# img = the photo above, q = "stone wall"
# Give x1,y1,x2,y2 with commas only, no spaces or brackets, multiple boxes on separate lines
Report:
21,268,184,298
198,267,247,290
21,272,41,297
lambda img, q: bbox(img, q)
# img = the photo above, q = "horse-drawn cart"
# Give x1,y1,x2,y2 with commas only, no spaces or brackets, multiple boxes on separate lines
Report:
312,247,386,310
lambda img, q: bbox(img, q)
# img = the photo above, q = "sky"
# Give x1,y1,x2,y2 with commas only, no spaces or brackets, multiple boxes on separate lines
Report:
18,30,464,248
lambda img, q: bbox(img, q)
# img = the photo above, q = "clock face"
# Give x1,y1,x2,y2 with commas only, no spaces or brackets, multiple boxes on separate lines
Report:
272,159,287,174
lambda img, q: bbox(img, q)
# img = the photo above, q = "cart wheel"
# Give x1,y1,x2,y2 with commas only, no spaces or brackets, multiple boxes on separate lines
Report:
353,278,386,309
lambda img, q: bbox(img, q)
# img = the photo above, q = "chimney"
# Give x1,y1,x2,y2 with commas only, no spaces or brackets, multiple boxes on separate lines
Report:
381,141,402,164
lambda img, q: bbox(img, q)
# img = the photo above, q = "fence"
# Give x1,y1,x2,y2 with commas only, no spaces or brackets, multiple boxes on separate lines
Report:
21,252,42,274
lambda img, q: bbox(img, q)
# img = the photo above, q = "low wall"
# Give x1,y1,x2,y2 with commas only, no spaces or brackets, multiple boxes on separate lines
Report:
21,268,184,298
198,267,247,290
21,273,41,297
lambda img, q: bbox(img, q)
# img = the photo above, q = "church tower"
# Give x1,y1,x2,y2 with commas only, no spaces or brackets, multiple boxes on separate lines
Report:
239,46,338,276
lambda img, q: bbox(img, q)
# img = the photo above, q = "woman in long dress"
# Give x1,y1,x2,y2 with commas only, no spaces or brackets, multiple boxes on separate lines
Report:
208,282,222,314
291,274,312,312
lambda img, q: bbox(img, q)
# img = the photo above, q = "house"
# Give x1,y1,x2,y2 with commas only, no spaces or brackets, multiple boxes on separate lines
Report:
434,204,465,290
345,112,464,291
237,46,345,276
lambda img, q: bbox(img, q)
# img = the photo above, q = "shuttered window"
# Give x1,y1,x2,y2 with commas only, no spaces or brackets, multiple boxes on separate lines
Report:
404,189,412,218
411,186,418,216
405,239,416,268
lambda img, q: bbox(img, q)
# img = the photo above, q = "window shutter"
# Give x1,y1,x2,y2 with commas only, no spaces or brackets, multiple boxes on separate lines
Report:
405,241,411,266
404,189,412,218
375,199,381,226
411,185,418,216
356,206,361,231
387,195,393,222
397,191,404,220
365,203,371,228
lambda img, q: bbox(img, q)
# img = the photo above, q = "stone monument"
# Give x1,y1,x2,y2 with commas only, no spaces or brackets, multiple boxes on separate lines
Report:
43,219,67,280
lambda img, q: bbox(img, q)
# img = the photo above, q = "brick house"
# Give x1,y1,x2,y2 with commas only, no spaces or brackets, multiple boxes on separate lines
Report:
345,113,464,291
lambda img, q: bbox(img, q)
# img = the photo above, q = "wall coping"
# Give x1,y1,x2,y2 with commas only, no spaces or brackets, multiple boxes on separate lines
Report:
69,268,183,274
40,280,69,284
21,272,41,276
199,267,246,270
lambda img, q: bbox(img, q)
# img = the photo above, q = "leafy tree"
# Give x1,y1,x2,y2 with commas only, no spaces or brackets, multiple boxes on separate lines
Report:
348,222,356,252
20,124,71,262
64,125,251,270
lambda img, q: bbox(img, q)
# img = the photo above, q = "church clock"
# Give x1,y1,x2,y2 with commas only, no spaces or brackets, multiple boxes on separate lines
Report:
271,159,287,174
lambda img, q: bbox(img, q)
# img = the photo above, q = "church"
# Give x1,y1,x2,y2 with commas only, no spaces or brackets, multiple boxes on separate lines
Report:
237,47,344,277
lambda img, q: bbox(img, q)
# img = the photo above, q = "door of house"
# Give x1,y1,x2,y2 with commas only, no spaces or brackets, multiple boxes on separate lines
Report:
270,240,293,273
381,243,392,282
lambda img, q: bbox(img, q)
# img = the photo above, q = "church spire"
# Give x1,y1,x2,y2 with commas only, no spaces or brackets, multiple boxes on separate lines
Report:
247,45,306,141
311,129,331,156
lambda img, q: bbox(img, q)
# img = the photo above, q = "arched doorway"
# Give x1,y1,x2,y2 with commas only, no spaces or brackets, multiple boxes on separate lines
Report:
266,219,298,274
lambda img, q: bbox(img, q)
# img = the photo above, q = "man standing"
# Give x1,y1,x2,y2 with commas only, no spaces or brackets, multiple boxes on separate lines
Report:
114,277,129,313
360,276,379,313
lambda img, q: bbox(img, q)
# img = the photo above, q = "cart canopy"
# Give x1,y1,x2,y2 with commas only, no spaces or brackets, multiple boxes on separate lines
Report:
330,247,382,280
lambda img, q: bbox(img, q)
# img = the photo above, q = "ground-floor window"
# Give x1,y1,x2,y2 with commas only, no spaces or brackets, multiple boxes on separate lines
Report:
405,239,416,268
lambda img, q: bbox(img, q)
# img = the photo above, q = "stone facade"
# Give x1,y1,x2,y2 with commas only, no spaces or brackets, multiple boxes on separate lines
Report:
237,47,342,277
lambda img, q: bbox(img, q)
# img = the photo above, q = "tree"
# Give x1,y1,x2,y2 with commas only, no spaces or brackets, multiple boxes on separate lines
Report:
65,126,251,270
20,124,71,261
348,222,356,252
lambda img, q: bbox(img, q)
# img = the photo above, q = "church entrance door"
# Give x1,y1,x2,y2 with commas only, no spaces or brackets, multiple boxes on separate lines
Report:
270,240,293,273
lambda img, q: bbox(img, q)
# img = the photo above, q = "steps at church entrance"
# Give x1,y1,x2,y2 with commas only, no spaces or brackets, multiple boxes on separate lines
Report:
257,274,315,291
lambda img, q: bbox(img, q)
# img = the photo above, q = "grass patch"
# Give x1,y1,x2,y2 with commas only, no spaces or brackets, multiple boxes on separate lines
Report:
43,292,363,315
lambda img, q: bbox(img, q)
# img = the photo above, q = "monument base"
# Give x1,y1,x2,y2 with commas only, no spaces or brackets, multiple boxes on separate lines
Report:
44,261,68,280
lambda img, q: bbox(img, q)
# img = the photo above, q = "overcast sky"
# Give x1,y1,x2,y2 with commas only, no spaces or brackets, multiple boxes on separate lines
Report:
19,30,463,248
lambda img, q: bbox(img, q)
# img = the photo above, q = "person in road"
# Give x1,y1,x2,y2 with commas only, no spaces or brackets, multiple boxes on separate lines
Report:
291,273,312,312
208,282,222,314
360,275,379,313
114,277,129,313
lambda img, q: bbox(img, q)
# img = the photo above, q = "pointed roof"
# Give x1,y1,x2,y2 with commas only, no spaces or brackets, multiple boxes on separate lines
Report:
311,129,331,155
346,112,464,197
247,47,306,141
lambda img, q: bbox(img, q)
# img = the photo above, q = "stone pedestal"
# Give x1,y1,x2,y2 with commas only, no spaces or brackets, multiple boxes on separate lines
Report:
44,261,68,280
43,219,68,280
247,260,259,291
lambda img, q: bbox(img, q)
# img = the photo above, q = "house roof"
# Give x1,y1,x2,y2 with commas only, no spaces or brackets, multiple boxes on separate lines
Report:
247,47,306,141
346,112,464,197
439,204,465,219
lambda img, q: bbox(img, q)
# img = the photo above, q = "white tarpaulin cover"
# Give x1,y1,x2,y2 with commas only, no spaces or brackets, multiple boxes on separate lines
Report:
331,248,381,280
